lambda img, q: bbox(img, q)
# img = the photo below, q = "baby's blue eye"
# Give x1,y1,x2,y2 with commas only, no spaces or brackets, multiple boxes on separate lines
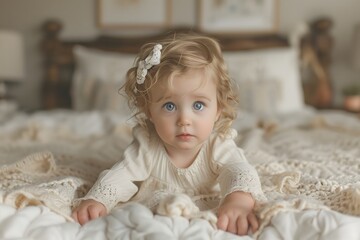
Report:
163,102,176,112
193,101,204,111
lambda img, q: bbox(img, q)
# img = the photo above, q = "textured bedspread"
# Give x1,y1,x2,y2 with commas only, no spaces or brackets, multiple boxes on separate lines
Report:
0,108,360,240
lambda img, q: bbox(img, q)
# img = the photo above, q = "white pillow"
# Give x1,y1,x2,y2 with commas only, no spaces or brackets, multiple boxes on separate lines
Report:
72,46,136,117
223,47,305,116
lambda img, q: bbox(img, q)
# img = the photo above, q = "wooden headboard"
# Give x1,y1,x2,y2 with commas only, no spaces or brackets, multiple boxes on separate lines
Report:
40,18,333,110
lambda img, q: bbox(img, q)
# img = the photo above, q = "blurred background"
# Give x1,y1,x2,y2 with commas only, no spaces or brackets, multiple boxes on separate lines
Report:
0,0,360,112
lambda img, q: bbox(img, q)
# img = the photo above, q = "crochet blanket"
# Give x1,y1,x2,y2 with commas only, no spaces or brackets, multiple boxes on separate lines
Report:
0,109,360,239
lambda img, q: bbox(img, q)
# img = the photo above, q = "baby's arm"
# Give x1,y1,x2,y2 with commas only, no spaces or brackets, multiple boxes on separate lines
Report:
217,191,258,236
210,132,265,235
71,199,107,225
71,126,154,225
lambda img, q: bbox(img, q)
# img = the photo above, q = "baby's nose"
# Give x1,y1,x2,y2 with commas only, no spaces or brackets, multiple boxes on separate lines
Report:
177,111,191,126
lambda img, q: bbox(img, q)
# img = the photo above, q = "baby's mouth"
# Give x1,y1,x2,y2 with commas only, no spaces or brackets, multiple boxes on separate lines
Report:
177,133,193,140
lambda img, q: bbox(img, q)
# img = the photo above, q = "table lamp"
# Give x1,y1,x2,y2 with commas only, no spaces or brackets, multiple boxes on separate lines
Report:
0,30,24,103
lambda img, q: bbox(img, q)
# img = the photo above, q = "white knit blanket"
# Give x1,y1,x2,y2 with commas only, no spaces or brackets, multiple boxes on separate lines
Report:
0,109,360,240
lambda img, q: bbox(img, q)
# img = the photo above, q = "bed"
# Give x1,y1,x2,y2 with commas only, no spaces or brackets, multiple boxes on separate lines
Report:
1,18,360,240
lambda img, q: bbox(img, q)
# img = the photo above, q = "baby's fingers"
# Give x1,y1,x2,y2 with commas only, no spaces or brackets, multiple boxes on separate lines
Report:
236,217,248,236
77,208,91,225
247,212,259,233
216,215,229,231
88,205,106,219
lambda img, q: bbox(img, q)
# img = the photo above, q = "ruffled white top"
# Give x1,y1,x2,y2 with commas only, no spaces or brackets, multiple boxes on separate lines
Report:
78,125,265,212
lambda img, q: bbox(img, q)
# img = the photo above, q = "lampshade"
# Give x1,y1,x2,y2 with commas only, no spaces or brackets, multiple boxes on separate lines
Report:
0,30,24,81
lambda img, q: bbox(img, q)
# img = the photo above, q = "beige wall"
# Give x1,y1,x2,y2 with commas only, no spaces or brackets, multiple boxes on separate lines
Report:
1,0,360,110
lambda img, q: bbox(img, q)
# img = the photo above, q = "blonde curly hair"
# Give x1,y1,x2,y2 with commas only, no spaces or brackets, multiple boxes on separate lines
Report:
121,33,238,135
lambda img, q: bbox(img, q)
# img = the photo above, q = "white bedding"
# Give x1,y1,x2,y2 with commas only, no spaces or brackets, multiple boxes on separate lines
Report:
1,108,360,240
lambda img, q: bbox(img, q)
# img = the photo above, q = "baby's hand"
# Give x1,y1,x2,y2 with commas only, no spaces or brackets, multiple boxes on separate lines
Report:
216,191,258,236
71,199,107,225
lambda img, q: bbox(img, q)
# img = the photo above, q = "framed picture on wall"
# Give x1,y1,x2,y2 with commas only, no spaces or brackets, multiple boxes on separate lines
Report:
97,0,172,29
197,0,279,34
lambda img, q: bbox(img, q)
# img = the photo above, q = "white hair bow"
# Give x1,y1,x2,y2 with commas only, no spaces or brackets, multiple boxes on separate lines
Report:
136,44,162,84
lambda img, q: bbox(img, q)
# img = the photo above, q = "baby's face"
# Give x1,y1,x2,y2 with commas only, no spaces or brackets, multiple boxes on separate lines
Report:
148,69,220,158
